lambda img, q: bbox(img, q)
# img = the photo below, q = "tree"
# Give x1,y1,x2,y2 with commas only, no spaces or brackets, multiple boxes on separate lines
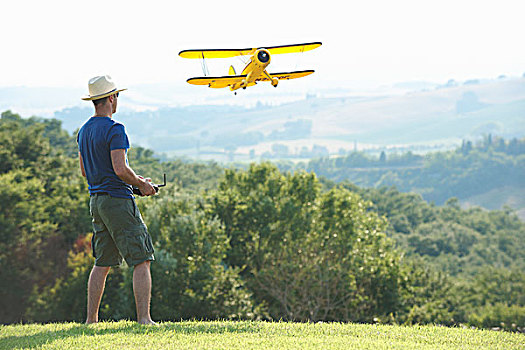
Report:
0,112,90,323
379,151,386,164
142,189,259,320
207,163,407,321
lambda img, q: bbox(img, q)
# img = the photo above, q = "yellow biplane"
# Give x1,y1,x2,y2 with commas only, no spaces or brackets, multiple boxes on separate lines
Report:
178,42,322,93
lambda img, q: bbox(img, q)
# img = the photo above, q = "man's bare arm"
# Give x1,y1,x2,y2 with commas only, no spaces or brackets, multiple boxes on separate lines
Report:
111,149,155,196
79,152,86,178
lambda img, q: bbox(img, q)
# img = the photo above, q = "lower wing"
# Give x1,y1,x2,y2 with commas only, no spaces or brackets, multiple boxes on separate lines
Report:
258,70,315,81
186,70,315,88
186,75,245,88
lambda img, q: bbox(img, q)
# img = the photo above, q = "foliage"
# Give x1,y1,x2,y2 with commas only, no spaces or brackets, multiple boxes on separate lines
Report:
468,304,525,332
128,146,223,193
305,135,525,205
323,183,525,276
399,260,459,326
207,163,407,322
142,190,260,320
0,111,90,323
1,111,523,331
26,235,94,322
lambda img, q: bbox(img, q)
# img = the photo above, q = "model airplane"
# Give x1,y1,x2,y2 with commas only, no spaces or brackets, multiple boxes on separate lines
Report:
178,42,322,93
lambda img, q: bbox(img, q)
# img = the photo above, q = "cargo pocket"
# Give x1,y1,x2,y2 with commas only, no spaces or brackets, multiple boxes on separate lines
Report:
144,230,154,254
124,228,154,266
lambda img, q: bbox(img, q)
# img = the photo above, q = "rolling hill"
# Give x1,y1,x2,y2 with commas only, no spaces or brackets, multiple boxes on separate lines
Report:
45,76,525,161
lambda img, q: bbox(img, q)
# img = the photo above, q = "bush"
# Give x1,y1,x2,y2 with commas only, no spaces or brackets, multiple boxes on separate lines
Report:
208,163,407,321
142,190,260,321
468,303,525,331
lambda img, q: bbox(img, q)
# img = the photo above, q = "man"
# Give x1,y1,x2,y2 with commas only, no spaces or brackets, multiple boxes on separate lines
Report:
77,75,156,325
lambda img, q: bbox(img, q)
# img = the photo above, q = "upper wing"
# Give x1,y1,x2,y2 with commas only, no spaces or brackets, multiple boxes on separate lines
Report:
186,75,246,88
258,70,315,81
179,42,321,59
179,48,255,59
265,42,322,55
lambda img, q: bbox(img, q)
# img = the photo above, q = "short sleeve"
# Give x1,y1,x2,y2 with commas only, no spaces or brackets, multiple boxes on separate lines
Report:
108,124,130,151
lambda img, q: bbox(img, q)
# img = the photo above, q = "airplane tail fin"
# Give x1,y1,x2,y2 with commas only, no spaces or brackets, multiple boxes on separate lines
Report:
229,65,236,75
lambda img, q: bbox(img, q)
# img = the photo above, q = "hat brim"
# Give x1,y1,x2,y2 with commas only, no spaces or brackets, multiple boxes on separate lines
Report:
82,88,127,101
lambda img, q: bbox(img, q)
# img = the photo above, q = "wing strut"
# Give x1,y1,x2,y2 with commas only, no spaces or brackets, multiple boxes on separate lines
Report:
200,52,210,76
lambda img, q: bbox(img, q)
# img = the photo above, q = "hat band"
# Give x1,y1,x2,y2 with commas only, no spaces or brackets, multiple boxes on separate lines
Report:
89,88,117,99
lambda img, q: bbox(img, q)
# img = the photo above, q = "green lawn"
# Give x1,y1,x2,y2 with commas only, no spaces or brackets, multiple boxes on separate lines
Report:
1,320,523,350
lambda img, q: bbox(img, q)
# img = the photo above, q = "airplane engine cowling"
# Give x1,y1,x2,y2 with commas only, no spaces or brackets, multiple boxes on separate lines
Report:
255,49,271,65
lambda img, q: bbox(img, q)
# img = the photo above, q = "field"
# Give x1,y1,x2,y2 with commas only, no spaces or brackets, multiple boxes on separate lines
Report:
1,321,523,350
462,185,525,220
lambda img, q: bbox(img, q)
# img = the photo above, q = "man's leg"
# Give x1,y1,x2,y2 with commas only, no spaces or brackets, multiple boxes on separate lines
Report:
86,265,110,324
133,260,155,324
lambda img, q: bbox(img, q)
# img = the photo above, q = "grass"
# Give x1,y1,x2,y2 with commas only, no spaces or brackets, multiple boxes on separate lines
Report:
1,320,523,350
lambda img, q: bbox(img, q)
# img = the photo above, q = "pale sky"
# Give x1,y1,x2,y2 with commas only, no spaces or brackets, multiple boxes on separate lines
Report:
1,0,524,91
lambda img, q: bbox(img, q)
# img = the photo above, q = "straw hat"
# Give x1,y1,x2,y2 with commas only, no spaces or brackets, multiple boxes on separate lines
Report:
82,75,127,101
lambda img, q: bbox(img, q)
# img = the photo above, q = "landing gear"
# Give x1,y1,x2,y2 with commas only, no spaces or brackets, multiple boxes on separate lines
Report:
240,79,248,89
266,71,279,88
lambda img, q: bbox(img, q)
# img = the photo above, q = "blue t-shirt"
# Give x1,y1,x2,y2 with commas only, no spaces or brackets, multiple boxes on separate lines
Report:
77,116,133,198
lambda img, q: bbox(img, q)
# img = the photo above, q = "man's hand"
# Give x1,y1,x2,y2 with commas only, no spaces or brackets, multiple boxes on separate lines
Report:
137,176,156,196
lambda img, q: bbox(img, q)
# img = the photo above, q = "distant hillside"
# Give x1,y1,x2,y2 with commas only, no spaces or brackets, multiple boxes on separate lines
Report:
303,136,525,219
462,186,525,219
49,76,525,161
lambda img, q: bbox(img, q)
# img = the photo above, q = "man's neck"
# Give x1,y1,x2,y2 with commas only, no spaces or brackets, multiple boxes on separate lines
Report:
94,105,112,118
93,111,112,118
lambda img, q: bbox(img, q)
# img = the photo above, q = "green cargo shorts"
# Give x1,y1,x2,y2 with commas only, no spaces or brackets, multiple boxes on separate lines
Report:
89,193,154,267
